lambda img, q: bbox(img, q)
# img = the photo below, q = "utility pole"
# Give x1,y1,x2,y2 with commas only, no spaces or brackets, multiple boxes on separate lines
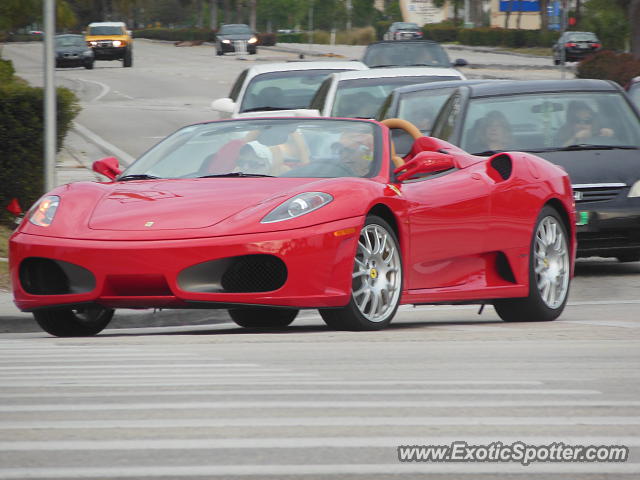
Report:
346,0,352,30
44,0,56,191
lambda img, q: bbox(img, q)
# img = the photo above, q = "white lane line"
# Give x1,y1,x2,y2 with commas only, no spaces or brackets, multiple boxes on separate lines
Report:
0,400,635,412
78,77,111,102
0,372,304,382
0,433,639,450
0,363,258,370
0,389,601,399
0,417,637,430
0,380,545,386
568,320,640,329
0,463,637,478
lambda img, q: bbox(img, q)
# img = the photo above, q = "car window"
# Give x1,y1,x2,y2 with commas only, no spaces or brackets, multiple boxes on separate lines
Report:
120,119,383,179
363,43,451,68
332,77,458,118
229,69,248,102
88,26,124,35
459,92,640,154
219,25,252,35
55,36,86,48
431,90,463,141
629,84,640,111
567,33,598,42
240,70,348,112
395,88,458,133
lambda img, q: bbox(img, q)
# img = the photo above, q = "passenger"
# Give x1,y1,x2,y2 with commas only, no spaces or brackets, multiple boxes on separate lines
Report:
468,110,514,153
235,141,273,175
555,101,614,146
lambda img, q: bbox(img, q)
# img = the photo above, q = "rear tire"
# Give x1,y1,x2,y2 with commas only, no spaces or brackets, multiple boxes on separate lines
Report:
228,307,298,329
85,61,94,70
33,306,114,337
319,215,402,331
216,50,223,56
494,206,570,322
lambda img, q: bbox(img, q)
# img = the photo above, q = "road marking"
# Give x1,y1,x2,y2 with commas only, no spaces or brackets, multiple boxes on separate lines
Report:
0,388,600,399
0,463,637,477
77,77,111,102
0,400,634,412
0,363,259,370
0,379,545,385
0,417,636,430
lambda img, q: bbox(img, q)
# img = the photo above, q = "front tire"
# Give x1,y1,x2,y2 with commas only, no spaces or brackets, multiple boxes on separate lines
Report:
494,206,570,322
320,215,402,331
33,306,114,337
85,61,94,70
123,49,132,67
228,307,298,329
617,254,640,263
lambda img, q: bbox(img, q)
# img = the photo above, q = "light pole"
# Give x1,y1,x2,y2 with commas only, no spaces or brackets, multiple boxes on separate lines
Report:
43,0,56,191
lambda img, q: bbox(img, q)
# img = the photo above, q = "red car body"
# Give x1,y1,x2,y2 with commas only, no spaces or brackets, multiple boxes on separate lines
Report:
9,118,576,333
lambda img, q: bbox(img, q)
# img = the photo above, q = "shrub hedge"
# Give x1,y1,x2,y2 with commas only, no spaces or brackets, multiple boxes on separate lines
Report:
0,60,80,227
133,28,216,42
576,50,640,87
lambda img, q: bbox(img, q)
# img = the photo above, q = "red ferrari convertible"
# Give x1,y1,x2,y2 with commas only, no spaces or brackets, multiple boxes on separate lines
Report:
10,117,576,336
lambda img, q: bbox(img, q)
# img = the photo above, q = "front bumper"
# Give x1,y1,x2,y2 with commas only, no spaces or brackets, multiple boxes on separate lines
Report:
10,218,361,312
220,41,256,53
92,46,126,60
56,55,92,67
575,202,640,257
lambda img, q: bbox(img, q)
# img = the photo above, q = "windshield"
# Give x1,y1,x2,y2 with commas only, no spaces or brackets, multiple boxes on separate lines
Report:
332,76,458,118
460,92,640,154
55,36,86,48
219,25,252,35
240,69,349,112
88,26,123,35
394,23,420,31
566,33,598,42
391,87,458,133
120,119,383,179
363,43,451,68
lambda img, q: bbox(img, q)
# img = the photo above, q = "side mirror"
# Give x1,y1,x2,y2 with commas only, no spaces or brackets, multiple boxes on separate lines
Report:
453,58,468,67
211,97,235,115
92,157,122,180
393,151,455,182
127,30,132,36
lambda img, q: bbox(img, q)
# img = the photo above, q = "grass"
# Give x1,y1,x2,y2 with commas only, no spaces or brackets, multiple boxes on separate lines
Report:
0,225,12,291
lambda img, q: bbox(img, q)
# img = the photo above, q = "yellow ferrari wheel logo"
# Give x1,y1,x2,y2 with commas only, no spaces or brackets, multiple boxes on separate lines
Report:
370,268,378,279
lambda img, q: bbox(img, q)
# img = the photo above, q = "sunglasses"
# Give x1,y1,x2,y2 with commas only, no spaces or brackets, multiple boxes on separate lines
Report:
576,117,594,125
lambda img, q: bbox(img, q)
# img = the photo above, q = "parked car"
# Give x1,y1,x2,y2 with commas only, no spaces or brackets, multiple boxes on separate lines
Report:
10,116,575,336
215,24,258,55
211,61,368,119
428,79,640,261
362,40,467,69
308,67,465,119
55,34,94,69
85,21,132,67
383,22,423,41
552,31,601,64
627,76,640,111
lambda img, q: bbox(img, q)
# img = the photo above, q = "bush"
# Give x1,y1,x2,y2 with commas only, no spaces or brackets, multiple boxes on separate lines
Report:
336,27,376,46
0,58,15,84
374,21,392,40
576,50,640,87
0,61,80,227
258,32,276,46
423,25,459,43
277,32,306,43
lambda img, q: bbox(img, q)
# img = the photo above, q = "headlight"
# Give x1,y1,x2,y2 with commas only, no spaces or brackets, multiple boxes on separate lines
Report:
112,40,122,47
89,41,97,46
29,195,60,227
261,192,333,224
248,37,258,44
629,180,640,197
221,39,231,44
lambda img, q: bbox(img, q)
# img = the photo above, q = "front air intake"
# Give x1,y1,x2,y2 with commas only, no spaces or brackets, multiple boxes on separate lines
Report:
19,258,95,295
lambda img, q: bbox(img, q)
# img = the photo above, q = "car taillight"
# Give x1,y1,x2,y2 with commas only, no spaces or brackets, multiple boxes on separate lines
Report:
565,42,577,47
416,32,423,38
591,43,601,48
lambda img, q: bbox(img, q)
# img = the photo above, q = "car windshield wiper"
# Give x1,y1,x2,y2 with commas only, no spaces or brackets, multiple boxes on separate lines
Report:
471,150,503,156
117,174,162,181
241,106,293,113
525,145,639,153
199,172,274,178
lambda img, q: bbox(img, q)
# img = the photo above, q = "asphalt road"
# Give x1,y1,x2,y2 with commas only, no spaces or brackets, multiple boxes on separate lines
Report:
0,39,638,479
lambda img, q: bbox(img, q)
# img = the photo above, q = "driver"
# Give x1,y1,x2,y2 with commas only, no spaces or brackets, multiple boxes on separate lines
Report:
337,131,374,176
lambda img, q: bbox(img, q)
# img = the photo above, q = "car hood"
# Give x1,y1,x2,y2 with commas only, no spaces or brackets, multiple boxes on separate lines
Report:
530,148,640,186
25,177,371,241
87,178,305,231
57,47,88,54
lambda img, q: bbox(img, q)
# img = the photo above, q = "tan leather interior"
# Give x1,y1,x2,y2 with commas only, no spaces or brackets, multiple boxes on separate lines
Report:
380,118,424,168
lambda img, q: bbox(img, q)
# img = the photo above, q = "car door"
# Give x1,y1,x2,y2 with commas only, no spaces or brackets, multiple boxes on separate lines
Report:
399,165,492,290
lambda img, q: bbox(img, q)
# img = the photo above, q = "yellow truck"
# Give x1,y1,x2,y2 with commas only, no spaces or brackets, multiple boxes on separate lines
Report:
85,22,133,67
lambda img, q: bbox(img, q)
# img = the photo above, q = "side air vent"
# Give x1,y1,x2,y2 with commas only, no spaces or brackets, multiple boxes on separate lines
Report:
490,154,513,181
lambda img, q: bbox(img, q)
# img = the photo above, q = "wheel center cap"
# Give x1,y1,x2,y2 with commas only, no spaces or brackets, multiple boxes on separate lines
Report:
370,268,378,279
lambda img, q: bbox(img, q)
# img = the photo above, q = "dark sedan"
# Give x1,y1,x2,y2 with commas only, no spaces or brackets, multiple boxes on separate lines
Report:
55,34,94,69
362,40,467,69
428,79,640,262
552,31,601,64
215,24,257,56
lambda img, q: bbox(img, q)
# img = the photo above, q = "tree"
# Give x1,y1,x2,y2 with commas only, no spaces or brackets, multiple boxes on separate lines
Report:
539,0,549,31
628,0,640,59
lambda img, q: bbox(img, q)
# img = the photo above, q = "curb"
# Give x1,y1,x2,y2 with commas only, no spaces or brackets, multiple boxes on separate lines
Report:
72,122,135,167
